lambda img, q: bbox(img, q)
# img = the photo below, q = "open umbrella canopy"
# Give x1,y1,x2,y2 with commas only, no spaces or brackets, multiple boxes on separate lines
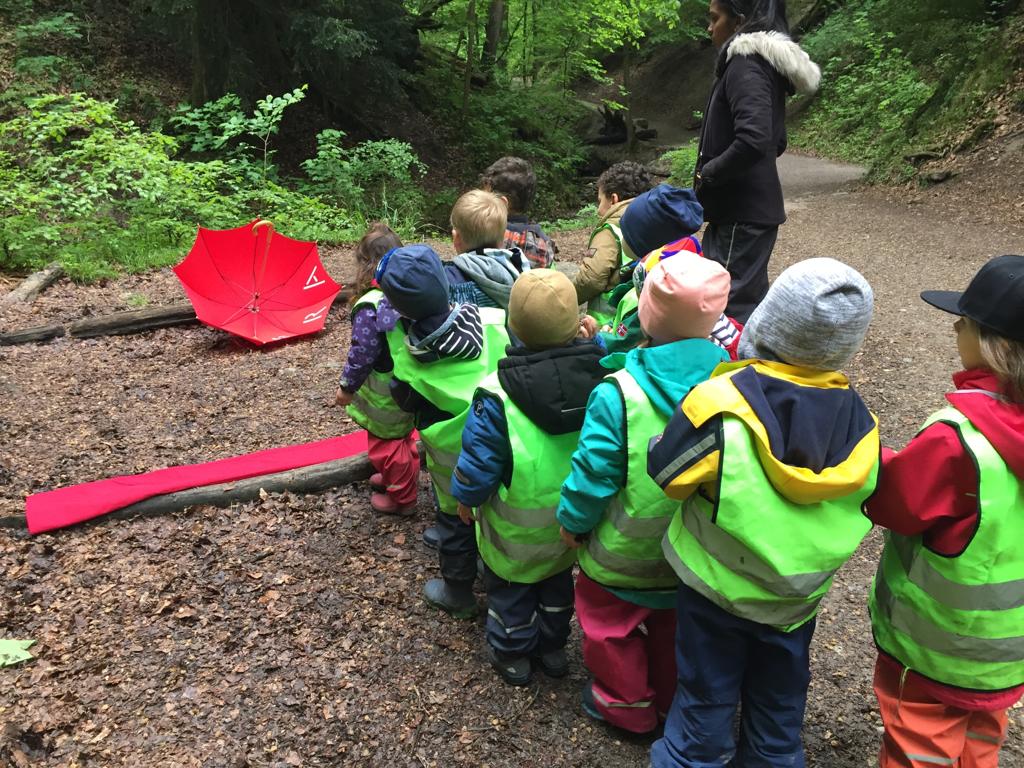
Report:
174,220,341,345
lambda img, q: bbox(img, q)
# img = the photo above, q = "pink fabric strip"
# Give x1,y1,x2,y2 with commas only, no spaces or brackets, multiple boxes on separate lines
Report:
25,431,370,535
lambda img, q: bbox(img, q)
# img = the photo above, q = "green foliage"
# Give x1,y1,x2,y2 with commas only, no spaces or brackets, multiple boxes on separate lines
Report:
170,86,308,180
300,129,427,236
0,91,377,280
792,0,1010,177
541,203,600,232
662,138,699,186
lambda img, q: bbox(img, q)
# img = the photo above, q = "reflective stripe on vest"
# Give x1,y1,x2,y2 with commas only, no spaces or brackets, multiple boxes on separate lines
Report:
345,291,415,439
870,407,1024,690
476,374,577,584
578,370,678,590
663,414,876,631
388,308,510,515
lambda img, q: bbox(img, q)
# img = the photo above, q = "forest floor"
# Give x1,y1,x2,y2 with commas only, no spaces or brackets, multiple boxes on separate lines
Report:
2,153,1024,768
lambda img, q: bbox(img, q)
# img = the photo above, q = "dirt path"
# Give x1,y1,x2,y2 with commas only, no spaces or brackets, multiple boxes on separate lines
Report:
2,157,1024,767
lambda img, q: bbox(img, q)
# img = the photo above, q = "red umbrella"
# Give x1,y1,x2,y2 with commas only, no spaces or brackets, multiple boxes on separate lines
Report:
174,220,341,345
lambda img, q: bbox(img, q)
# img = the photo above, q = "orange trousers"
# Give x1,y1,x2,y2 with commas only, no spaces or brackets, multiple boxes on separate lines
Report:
874,657,1008,768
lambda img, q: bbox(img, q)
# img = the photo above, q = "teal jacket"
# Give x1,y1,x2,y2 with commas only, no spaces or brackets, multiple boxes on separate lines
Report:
556,339,729,608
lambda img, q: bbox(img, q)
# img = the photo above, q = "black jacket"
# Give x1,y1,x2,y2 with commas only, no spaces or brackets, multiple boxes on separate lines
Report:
696,32,820,227
496,342,607,435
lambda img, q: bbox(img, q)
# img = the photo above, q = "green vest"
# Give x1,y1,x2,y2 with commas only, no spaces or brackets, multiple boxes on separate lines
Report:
387,307,509,515
586,223,632,326
662,415,877,631
599,285,643,355
578,370,679,590
345,291,416,439
475,374,578,583
869,407,1024,691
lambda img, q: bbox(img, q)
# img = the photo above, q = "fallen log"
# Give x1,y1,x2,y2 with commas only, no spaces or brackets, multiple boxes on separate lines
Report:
0,263,64,310
0,287,356,346
0,323,65,346
0,450,375,531
67,303,198,339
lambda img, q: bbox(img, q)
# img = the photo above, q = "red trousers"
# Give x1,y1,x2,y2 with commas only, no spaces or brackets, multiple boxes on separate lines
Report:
874,656,1008,768
575,572,677,734
366,433,419,505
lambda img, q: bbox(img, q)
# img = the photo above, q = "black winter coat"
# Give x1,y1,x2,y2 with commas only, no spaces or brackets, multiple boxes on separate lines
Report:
695,32,820,227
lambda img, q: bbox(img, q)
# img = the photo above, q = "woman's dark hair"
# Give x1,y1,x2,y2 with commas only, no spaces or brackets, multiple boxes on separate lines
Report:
597,161,653,202
718,0,790,35
349,221,402,308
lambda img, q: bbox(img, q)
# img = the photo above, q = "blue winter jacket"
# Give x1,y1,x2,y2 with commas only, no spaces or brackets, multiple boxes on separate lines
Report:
556,339,728,608
451,338,606,507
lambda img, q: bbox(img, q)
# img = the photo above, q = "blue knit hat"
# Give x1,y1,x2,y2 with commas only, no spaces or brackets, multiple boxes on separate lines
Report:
620,184,704,260
377,244,450,320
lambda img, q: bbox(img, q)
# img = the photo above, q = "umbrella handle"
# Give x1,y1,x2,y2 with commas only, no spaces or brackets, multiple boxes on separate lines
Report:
252,220,274,295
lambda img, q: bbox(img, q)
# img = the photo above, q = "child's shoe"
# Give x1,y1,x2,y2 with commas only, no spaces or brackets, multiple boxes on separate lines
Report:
421,525,441,549
369,473,386,492
535,647,569,678
487,645,532,686
423,578,477,618
370,492,416,516
581,681,605,722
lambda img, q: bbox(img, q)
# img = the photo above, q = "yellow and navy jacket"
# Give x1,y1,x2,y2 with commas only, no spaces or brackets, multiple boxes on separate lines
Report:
648,360,879,508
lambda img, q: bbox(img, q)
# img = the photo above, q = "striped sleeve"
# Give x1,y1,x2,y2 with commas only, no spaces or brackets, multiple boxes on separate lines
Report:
434,304,484,360
647,409,722,500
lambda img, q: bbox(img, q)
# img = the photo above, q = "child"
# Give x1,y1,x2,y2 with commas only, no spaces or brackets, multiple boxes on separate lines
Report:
592,182,705,352
864,254,1024,768
480,156,557,269
557,254,731,734
451,269,607,686
335,223,418,516
446,189,530,310
377,244,510,618
647,258,879,767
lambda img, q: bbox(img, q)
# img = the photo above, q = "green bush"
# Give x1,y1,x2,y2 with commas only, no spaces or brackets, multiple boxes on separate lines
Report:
300,129,427,237
662,138,699,186
0,92,358,280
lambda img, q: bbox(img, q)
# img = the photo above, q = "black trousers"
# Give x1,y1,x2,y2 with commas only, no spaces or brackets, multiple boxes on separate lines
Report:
482,563,574,657
435,509,478,585
702,222,779,324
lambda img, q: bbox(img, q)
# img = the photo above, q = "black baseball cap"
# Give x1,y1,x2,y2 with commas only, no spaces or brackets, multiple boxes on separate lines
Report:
921,255,1024,343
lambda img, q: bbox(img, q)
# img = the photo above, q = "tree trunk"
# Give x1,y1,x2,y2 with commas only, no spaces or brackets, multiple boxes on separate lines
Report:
0,263,63,310
462,0,478,121
481,0,505,81
189,0,230,104
624,43,637,154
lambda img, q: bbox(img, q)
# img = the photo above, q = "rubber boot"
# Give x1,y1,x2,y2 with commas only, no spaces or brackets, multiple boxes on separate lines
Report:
423,578,476,619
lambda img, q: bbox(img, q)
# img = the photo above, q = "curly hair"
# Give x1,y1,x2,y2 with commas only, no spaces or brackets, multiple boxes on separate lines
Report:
597,161,653,202
348,222,402,308
480,156,536,215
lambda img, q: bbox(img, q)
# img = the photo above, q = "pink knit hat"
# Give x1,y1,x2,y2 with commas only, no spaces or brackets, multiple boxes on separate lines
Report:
638,253,731,344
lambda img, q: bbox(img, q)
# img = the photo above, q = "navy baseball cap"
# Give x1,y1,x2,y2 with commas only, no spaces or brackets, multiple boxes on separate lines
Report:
921,254,1024,342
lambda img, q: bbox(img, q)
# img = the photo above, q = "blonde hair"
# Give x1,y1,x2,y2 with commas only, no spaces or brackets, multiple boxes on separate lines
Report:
451,189,507,251
966,317,1024,403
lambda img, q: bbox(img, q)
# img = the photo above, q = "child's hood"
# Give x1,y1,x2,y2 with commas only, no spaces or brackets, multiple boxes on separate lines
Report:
602,339,728,418
683,360,879,504
496,342,607,435
948,369,1024,480
725,31,821,96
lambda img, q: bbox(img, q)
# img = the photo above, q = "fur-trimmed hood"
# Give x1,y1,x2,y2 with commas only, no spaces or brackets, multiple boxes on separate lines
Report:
722,31,821,95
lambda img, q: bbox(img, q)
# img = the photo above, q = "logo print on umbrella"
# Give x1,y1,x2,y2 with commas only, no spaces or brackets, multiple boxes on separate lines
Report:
174,220,341,345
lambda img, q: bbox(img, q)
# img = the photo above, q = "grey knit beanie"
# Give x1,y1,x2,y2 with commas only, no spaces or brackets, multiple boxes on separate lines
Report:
737,258,873,370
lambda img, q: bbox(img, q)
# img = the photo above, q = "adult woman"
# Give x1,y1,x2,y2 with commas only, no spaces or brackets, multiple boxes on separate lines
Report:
695,0,820,322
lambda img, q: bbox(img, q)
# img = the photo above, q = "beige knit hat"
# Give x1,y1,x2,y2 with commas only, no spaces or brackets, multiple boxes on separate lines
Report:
508,269,580,349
